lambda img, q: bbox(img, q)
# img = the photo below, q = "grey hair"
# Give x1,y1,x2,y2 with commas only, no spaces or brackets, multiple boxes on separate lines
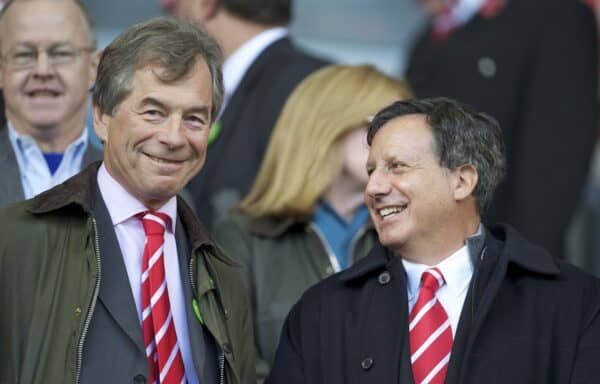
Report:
367,97,506,214
0,0,97,48
93,17,223,122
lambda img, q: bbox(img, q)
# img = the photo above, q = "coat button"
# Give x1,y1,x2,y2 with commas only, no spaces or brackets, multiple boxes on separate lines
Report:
361,356,374,370
478,56,496,78
133,374,146,384
378,271,391,285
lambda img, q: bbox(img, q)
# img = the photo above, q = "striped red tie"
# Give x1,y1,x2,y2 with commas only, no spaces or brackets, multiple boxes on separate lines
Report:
409,268,453,384
140,211,187,384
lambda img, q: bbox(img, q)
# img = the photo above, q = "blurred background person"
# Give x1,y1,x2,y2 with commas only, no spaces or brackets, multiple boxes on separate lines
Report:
162,0,328,228
0,0,101,207
213,64,412,379
406,0,598,260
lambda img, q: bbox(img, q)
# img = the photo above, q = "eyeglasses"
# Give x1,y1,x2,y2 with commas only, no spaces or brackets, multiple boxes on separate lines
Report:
1,45,94,69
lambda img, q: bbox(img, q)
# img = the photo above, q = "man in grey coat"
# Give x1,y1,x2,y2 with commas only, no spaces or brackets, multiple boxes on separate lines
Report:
0,0,101,207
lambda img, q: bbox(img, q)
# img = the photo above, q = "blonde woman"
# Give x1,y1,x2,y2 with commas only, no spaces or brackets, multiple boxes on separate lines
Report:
214,65,412,375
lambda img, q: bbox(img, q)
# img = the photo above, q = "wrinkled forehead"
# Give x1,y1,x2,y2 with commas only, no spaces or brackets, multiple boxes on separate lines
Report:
0,0,93,49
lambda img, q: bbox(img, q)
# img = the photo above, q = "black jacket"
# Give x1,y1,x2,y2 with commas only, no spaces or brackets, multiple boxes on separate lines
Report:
266,225,600,384
187,37,328,228
406,0,598,258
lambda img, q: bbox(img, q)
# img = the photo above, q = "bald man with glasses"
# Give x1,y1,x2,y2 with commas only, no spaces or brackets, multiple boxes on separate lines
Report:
0,0,101,207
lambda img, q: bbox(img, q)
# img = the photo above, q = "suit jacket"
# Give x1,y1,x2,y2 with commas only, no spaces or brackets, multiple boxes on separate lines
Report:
406,0,598,259
266,225,600,384
187,37,328,228
0,124,103,207
80,179,217,383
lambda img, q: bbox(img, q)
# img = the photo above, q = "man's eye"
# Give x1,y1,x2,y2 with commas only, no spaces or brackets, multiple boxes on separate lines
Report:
50,50,75,59
12,51,36,62
143,110,163,119
185,116,206,127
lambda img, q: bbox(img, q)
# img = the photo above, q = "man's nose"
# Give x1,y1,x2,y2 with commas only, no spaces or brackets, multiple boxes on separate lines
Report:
32,52,54,77
159,115,186,148
365,169,391,198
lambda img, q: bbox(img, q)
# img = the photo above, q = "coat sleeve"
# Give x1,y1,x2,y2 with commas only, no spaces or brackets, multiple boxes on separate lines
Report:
264,301,307,384
509,0,598,257
570,278,600,383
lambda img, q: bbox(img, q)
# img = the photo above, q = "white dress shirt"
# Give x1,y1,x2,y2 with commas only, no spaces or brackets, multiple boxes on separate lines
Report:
8,121,90,199
220,26,288,115
433,0,487,32
97,164,199,384
402,243,475,336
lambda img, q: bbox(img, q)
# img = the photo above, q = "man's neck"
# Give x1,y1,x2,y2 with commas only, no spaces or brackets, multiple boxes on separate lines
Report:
398,219,481,266
207,12,279,59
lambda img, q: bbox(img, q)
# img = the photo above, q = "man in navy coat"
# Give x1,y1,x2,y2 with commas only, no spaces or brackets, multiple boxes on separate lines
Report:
164,0,328,228
266,98,600,384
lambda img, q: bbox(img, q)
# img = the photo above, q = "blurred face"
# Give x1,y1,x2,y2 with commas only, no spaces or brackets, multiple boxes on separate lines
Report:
0,0,96,135
420,0,452,13
365,114,459,257
94,60,213,209
342,125,370,188
167,0,207,24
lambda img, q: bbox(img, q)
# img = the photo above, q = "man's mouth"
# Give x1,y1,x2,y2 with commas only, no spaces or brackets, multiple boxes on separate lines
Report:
378,204,407,219
144,153,183,165
27,89,61,98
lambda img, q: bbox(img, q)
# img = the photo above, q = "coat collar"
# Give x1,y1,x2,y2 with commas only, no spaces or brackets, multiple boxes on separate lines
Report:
339,242,393,282
246,214,307,237
339,223,559,284
246,212,375,238
27,161,236,265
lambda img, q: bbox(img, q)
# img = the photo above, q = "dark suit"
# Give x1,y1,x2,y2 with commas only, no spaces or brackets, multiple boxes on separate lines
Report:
80,180,217,383
187,36,328,228
266,225,600,384
0,124,102,207
406,0,598,258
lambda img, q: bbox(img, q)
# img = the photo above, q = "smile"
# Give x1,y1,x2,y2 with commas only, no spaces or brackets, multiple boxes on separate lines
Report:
27,90,61,97
144,153,184,165
378,205,407,219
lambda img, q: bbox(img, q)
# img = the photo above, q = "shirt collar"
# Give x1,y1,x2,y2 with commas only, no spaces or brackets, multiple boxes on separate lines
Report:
7,120,88,165
96,163,177,233
432,0,487,30
403,224,482,300
222,27,288,103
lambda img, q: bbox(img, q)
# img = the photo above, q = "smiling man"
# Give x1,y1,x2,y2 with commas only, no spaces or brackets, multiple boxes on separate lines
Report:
0,0,102,207
266,98,600,384
0,17,255,384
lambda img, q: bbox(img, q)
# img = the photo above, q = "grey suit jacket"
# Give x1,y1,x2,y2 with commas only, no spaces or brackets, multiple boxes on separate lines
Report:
0,124,102,207
80,177,217,383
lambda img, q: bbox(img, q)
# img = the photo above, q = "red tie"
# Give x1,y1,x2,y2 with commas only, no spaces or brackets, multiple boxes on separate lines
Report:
140,211,187,384
409,268,453,384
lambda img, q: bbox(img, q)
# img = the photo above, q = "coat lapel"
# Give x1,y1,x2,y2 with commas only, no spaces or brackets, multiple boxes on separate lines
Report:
91,181,145,355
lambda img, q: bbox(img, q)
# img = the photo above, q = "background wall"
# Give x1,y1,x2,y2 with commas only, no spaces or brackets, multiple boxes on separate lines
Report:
82,0,426,77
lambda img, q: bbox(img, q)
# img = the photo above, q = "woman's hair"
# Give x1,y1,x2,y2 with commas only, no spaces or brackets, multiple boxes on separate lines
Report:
237,64,412,218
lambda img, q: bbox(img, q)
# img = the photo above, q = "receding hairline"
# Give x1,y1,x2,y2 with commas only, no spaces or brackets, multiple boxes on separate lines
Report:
0,0,97,48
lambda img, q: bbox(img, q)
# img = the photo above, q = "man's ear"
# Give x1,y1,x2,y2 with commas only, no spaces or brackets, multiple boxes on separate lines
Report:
93,104,110,145
452,164,478,201
201,0,220,20
87,50,101,91
0,63,4,90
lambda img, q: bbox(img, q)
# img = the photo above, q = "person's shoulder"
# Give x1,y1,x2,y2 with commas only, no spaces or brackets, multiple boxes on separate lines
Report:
262,37,329,75
491,223,600,294
0,198,38,228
